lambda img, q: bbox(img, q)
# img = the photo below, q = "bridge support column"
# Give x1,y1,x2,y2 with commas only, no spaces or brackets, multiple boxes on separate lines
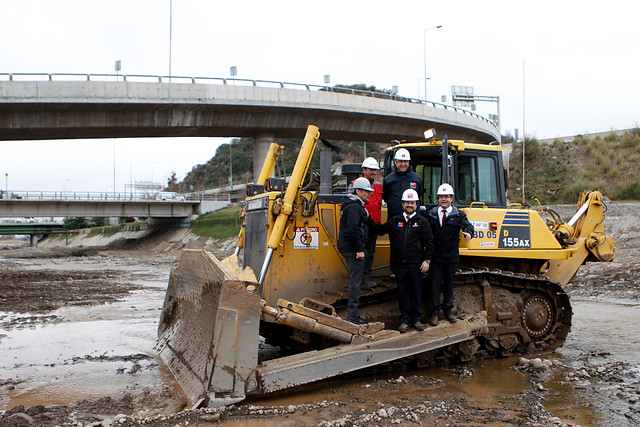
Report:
253,133,275,182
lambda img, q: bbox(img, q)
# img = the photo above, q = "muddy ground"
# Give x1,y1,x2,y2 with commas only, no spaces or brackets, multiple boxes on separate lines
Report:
0,234,639,426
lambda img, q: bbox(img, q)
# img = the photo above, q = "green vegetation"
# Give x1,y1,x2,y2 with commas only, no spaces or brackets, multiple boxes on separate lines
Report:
192,206,243,239
508,128,640,203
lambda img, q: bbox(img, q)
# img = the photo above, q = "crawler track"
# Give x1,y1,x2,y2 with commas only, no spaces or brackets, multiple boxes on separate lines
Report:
413,268,572,367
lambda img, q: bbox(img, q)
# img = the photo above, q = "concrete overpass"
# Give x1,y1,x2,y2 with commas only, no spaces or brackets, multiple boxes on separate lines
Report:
0,191,229,226
0,73,501,178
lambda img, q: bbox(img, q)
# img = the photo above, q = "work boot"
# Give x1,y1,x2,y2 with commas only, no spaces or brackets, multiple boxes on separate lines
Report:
349,317,368,325
446,314,457,323
429,316,438,326
363,279,378,288
413,322,425,331
398,323,410,333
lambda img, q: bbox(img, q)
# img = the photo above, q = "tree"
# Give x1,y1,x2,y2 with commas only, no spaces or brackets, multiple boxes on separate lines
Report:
166,172,178,191
89,217,109,227
63,217,88,230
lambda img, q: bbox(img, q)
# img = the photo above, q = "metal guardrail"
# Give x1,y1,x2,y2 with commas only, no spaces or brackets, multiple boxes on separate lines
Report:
0,72,498,129
0,191,229,202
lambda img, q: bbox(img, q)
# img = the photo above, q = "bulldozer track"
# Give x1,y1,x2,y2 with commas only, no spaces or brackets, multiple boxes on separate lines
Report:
310,267,572,369
407,267,572,368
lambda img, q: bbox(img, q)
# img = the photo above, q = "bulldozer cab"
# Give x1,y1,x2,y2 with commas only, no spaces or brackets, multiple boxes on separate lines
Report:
382,137,507,209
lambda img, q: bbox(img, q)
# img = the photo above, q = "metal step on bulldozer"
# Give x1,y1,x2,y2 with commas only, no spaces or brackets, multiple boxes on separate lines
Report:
155,125,615,408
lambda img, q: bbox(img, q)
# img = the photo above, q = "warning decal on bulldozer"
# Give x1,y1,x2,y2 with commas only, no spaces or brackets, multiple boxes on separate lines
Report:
499,212,531,248
294,227,319,249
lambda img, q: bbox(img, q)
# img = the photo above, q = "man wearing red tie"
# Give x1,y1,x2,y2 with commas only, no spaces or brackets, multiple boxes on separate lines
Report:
426,183,474,326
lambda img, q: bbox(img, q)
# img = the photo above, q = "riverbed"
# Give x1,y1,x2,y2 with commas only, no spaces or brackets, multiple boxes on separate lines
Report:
1,240,639,426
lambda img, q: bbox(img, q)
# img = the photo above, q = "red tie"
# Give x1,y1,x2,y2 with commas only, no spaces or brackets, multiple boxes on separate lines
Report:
442,210,447,226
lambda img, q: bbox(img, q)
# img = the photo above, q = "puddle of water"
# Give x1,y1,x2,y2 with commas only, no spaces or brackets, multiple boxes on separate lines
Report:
0,275,176,409
559,298,640,362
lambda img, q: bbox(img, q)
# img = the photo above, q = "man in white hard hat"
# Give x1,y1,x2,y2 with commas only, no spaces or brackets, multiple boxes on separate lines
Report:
359,157,383,287
426,183,474,326
370,188,433,332
382,148,424,218
337,177,375,325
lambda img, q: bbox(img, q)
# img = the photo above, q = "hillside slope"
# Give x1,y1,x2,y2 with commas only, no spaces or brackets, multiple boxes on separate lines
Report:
507,128,640,204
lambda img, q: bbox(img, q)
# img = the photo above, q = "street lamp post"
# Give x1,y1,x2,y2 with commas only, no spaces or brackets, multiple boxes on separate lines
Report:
424,25,442,102
4,173,7,198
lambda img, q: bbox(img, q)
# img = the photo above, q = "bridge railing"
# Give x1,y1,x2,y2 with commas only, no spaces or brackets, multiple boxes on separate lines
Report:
0,190,228,202
0,73,498,129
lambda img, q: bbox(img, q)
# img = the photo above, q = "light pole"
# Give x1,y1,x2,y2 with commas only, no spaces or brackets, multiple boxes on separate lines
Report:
63,179,70,193
169,0,173,81
4,173,7,198
424,25,442,102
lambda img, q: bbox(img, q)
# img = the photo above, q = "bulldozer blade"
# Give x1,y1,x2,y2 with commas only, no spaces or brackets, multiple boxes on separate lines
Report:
155,250,262,407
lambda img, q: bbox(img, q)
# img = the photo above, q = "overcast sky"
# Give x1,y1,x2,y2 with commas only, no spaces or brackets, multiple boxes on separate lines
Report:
1,0,639,192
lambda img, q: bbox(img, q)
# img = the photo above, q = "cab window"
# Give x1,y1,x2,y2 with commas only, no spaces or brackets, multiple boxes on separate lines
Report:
415,163,441,206
456,155,499,205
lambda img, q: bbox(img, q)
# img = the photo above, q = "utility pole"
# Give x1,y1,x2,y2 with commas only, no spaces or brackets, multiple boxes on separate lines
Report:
423,25,442,101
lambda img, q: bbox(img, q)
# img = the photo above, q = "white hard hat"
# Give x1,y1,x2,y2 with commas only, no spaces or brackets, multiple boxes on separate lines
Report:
352,177,374,192
437,183,454,196
394,148,411,161
361,157,379,170
401,189,420,202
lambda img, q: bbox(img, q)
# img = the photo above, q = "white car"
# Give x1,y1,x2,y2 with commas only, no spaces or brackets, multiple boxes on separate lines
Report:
156,192,185,201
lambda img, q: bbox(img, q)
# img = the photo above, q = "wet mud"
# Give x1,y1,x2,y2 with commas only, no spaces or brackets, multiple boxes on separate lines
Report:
0,237,639,426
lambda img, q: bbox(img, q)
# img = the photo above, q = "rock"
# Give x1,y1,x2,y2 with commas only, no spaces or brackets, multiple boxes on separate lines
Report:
7,412,35,426
201,413,221,422
518,357,530,366
378,408,388,418
114,413,127,421
286,405,296,413
543,359,553,368
531,358,543,369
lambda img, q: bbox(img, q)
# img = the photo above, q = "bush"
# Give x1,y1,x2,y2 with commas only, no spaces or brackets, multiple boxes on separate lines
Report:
523,138,541,160
616,180,640,200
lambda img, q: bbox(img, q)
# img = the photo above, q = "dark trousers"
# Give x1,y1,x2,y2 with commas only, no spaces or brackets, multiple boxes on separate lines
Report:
363,233,378,281
429,262,457,318
343,252,365,321
391,262,423,325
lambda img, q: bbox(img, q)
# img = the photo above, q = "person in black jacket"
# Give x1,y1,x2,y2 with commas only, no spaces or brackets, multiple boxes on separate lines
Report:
426,183,474,326
382,148,424,219
337,177,374,325
372,189,433,332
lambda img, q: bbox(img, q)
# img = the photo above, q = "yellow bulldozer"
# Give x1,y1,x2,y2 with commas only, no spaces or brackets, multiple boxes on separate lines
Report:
155,125,614,407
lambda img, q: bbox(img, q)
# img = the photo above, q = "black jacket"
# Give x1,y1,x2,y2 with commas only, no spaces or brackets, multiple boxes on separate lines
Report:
337,194,369,254
382,166,424,218
427,206,474,264
372,213,433,264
